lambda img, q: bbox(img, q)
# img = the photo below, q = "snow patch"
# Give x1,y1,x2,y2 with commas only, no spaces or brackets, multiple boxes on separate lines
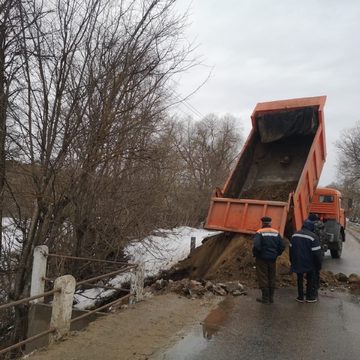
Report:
74,226,220,310
1,217,23,253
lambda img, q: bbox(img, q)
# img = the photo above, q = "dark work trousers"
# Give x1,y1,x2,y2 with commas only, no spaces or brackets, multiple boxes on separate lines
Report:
297,271,315,299
256,258,276,289
313,269,320,297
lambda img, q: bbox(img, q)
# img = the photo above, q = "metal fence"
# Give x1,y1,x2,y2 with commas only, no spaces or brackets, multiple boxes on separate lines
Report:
0,246,144,357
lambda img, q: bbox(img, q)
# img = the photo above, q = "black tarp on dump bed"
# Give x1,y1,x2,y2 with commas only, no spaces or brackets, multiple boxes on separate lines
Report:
223,106,319,200
256,107,318,143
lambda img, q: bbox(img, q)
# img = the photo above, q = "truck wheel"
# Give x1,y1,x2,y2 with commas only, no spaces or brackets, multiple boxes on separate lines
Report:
330,249,340,258
325,220,343,259
330,240,343,259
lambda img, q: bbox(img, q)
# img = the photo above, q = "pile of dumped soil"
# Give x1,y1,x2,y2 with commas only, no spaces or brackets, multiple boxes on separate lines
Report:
149,278,247,298
167,233,349,291
240,181,298,202
168,233,293,288
348,274,360,295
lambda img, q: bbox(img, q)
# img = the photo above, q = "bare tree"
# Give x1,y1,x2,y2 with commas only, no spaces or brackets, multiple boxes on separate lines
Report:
0,0,9,258
1,0,196,348
0,0,30,258
170,114,243,224
336,122,360,221
336,121,360,184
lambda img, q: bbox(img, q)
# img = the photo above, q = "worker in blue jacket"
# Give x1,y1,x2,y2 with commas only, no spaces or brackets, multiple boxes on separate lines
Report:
308,213,324,298
290,219,322,303
253,216,285,304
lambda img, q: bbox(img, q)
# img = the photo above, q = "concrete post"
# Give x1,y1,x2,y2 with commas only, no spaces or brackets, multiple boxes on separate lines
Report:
30,245,49,303
130,264,145,304
50,275,76,342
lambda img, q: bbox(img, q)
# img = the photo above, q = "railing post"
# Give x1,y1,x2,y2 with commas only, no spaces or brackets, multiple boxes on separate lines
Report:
130,264,145,304
49,275,76,343
30,245,49,303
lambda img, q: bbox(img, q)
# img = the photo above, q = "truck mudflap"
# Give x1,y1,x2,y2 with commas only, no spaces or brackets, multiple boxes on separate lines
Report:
205,197,289,236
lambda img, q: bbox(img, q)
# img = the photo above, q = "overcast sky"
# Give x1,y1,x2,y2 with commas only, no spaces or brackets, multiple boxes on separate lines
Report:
173,0,360,185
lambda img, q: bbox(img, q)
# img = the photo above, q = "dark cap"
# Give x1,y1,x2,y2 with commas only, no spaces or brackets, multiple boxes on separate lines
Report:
308,213,319,222
261,216,272,223
302,219,315,232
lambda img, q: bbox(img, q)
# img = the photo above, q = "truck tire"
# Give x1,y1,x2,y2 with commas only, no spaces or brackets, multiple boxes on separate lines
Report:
325,221,342,259
330,228,343,258
330,244,342,259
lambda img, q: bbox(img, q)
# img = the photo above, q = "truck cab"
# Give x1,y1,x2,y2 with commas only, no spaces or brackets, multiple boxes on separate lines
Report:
310,187,346,258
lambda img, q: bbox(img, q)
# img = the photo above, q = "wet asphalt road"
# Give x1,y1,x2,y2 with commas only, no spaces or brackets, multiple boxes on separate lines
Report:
322,224,360,275
154,225,360,360
155,289,360,360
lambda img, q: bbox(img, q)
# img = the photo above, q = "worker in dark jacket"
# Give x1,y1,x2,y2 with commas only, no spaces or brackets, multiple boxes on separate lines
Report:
290,220,322,303
253,216,285,304
308,213,324,298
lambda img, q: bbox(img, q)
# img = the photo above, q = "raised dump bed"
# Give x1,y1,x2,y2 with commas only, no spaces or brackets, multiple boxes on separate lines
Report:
205,96,327,237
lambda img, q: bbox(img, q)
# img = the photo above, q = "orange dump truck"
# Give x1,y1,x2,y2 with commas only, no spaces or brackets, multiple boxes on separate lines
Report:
310,187,346,258
205,96,327,238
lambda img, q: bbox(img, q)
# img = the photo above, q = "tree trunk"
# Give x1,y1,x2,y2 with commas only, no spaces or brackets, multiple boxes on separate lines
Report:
0,37,7,260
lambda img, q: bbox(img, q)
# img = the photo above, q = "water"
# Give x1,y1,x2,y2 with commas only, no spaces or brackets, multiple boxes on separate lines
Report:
153,296,234,360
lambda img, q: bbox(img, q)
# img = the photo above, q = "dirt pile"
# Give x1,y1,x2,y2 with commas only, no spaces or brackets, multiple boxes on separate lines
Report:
167,233,350,291
167,233,293,288
149,278,247,298
348,273,360,295
240,181,297,202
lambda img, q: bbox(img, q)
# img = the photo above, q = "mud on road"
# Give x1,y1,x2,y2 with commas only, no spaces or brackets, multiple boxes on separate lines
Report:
27,294,220,360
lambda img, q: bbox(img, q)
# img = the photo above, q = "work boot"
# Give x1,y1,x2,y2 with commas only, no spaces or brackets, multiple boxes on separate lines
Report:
256,288,270,304
269,288,275,303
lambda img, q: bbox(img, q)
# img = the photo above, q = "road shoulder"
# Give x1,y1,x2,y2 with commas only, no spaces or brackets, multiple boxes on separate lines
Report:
26,293,220,360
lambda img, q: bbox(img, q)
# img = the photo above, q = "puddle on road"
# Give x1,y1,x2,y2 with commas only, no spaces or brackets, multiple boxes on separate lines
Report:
154,296,234,360
202,295,234,339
